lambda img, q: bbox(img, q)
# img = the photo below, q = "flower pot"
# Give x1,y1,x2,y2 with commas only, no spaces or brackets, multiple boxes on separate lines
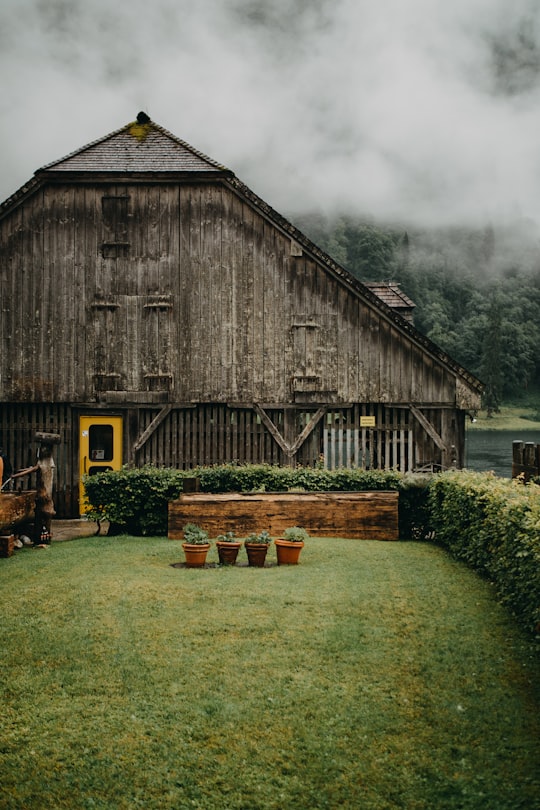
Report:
216,540,242,566
182,542,211,568
274,538,304,565
244,542,269,567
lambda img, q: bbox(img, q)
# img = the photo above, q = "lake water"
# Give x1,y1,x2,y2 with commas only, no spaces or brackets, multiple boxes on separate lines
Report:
464,429,540,478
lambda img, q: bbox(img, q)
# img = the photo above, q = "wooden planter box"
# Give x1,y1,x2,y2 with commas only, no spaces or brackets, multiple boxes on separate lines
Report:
0,534,15,558
168,491,399,541
0,491,35,533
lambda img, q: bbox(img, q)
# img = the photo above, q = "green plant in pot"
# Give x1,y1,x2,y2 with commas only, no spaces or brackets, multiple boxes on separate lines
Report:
275,526,308,565
182,523,211,567
244,530,272,567
215,531,242,566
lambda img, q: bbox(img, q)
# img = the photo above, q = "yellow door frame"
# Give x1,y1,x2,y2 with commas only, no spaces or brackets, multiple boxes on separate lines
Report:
79,415,123,514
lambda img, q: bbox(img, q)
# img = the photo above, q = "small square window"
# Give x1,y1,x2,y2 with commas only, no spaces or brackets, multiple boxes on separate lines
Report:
101,242,129,258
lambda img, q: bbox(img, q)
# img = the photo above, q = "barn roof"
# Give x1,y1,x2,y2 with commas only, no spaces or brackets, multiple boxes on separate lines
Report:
364,282,416,311
38,114,231,175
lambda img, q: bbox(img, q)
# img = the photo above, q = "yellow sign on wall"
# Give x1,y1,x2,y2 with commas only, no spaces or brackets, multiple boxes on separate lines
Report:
360,416,376,427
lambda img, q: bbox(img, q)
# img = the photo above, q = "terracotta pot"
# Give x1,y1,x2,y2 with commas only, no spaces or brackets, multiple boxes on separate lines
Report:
274,539,304,565
182,542,211,568
216,541,242,565
244,542,269,567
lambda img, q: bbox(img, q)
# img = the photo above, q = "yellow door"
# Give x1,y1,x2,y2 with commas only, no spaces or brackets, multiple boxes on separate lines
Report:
79,415,123,514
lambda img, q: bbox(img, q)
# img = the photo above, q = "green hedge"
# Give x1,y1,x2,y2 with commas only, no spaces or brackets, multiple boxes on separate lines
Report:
428,471,540,635
83,466,185,536
83,463,425,538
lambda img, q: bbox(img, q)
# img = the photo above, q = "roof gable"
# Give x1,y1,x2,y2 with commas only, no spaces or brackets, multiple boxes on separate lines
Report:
39,115,230,176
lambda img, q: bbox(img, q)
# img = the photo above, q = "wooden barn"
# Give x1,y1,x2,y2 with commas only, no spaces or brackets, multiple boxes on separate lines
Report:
0,113,483,517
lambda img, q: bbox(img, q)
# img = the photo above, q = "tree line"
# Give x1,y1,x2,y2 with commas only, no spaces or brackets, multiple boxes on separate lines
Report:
293,212,540,412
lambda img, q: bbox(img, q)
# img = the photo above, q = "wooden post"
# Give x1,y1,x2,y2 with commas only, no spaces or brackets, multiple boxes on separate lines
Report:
512,441,540,481
182,477,200,493
33,432,61,545
512,441,524,479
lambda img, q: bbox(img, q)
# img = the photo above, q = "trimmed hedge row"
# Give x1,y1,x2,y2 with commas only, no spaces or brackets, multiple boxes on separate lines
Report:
83,463,421,537
83,464,539,635
427,471,540,636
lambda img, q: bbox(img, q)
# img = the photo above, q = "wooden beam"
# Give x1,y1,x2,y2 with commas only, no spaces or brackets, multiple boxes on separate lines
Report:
253,404,291,455
169,491,400,541
290,407,327,454
409,405,447,451
132,405,173,454
253,404,328,459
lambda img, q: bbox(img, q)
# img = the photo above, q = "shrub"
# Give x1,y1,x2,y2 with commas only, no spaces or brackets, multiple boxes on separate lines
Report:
396,473,433,540
245,530,272,544
427,471,540,635
216,531,236,543
283,526,310,542
182,523,210,545
83,466,184,535
191,463,403,495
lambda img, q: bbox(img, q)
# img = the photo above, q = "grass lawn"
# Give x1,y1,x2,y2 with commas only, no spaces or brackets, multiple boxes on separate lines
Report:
469,404,540,432
1,536,539,810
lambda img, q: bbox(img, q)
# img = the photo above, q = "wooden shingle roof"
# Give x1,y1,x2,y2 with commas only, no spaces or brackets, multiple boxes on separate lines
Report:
39,115,230,176
364,282,416,311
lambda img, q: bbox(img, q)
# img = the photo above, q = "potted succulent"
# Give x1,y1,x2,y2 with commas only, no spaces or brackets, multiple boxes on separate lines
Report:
274,526,308,565
244,530,272,567
215,531,242,565
182,523,211,567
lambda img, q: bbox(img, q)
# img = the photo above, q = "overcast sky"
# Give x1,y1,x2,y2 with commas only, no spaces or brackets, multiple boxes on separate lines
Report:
2,0,540,230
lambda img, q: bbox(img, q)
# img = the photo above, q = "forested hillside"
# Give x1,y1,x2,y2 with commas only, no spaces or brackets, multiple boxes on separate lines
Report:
293,213,540,411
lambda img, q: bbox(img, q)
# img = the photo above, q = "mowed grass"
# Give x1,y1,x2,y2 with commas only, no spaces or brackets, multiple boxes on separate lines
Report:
1,537,539,810
468,405,540,431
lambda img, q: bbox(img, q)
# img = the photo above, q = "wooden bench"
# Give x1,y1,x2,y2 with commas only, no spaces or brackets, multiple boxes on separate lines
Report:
168,491,399,541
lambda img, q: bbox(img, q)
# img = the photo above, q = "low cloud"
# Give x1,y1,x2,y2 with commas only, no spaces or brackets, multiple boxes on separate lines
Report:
2,0,540,230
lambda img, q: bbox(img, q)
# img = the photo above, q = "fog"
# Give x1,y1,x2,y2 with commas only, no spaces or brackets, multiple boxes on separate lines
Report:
2,0,540,231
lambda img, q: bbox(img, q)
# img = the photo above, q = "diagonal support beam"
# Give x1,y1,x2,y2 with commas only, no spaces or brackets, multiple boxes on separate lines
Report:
133,405,173,454
253,404,328,458
253,404,291,455
290,407,328,455
409,405,447,451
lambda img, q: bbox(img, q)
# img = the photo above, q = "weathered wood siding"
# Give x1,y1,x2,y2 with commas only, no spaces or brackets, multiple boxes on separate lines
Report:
0,171,480,517
1,181,460,407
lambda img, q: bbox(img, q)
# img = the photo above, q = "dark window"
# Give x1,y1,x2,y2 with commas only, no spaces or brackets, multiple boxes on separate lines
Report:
102,196,128,232
89,424,114,461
